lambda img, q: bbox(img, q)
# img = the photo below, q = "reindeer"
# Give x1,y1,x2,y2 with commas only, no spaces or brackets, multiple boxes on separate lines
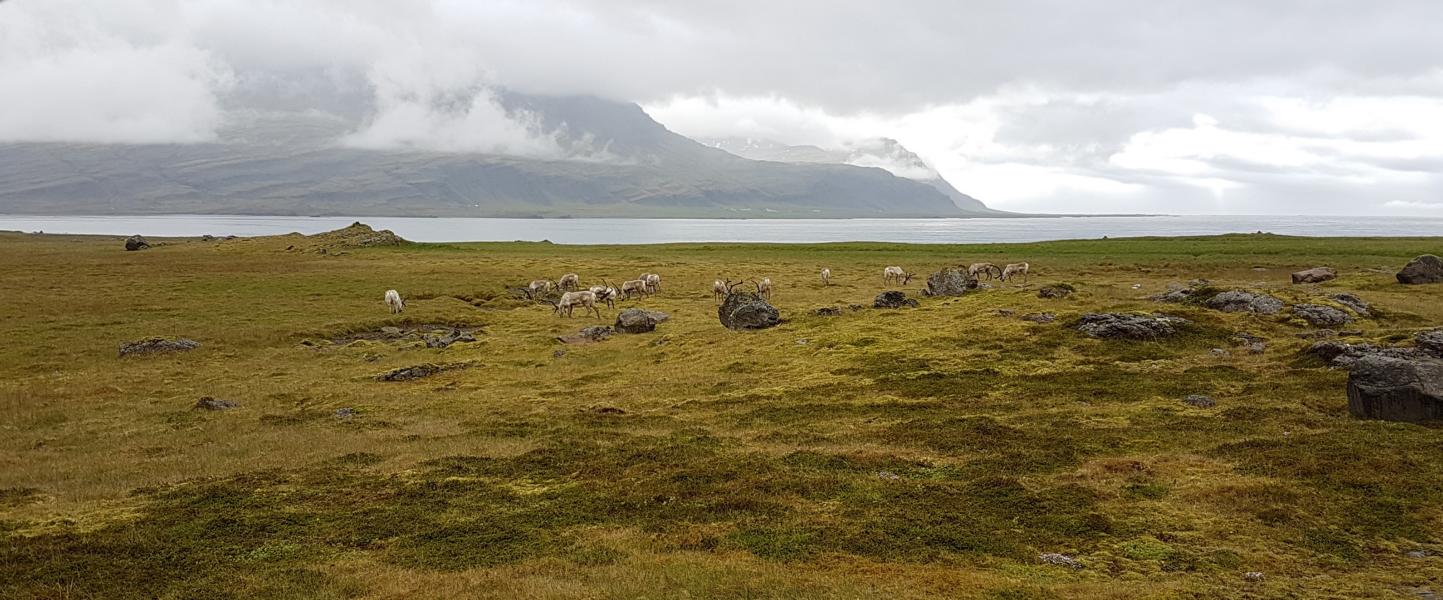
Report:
820,268,831,285
384,289,405,314
620,279,649,300
645,273,661,294
551,290,602,318
589,285,620,309
968,262,1003,280
1001,262,1030,283
754,277,773,301
558,273,580,291
882,266,913,286
713,279,728,303
527,279,555,299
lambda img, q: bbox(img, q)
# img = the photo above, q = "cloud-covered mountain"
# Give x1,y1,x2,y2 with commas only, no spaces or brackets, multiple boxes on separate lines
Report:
0,93,992,218
703,136,997,214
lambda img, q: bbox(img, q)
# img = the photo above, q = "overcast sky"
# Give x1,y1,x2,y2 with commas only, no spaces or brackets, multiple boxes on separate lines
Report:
2,0,1441,215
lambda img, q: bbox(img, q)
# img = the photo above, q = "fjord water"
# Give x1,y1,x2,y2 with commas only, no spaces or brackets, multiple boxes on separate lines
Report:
2,214,1441,244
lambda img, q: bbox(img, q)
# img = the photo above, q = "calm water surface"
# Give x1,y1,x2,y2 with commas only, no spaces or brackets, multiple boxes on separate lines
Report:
3,214,1441,244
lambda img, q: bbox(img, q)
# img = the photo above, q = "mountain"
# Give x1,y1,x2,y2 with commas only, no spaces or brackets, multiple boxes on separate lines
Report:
703,136,998,214
0,93,995,218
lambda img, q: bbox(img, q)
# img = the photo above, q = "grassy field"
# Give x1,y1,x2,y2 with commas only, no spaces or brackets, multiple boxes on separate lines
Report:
2,227,1442,599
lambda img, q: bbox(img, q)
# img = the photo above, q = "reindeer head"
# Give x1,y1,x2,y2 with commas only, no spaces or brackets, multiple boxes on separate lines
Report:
902,272,914,285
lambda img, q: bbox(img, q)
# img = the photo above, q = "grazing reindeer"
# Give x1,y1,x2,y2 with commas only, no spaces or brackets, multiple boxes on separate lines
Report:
645,273,661,294
527,279,554,299
820,268,831,285
551,290,601,318
754,277,773,301
558,273,580,291
713,279,728,303
588,285,620,309
620,279,649,300
384,289,405,314
968,262,1003,280
882,266,913,286
1001,262,1030,283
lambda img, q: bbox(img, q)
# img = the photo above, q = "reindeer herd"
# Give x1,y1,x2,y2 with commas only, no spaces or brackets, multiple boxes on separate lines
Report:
383,261,1032,317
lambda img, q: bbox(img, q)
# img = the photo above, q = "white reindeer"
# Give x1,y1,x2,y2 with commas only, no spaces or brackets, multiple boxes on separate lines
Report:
1001,262,1030,283
882,266,912,286
713,279,728,303
527,279,554,298
589,285,619,309
645,273,661,294
558,273,580,291
621,279,649,300
820,268,831,285
384,289,405,314
551,290,602,318
968,262,1003,280
755,277,773,301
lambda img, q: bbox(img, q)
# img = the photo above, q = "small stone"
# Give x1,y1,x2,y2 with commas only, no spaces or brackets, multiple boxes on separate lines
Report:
118,337,200,357
1039,553,1083,570
813,307,843,317
1406,550,1430,559
1331,293,1371,316
1021,312,1056,323
1243,571,1265,582
876,471,901,481
1183,394,1216,408
1293,304,1352,328
334,407,355,419
1248,342,1267,355
1037,283,1075,299
997,309,1016,317
1131,284,1142,290
193,396,238,411
1211,348,1228,356
796,339,809,345
553,349,567,358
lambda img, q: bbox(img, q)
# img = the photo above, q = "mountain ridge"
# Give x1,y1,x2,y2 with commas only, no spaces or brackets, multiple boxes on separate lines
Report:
0,93,1001,218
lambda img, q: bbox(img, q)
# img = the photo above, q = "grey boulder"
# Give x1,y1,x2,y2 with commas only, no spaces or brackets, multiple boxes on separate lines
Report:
1206,291,1284,315
1293,304,1352,328
1291,267,1337,284
1347,355,1443,423
1397,255,1443,284
719,292,780,330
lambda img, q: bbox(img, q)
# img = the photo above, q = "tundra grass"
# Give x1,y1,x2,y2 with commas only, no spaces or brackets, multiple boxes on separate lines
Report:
1,230,1442,599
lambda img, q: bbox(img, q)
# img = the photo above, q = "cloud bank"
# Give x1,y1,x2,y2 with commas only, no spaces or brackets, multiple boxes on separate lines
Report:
0,0,1439,214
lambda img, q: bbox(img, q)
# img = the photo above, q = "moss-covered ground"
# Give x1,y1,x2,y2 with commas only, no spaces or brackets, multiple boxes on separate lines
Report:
2,230,1442,598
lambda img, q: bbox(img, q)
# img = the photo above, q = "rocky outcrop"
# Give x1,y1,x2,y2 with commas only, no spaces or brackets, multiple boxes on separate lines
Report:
1330,293,1370,316
615,309,668,333
719,292,780,330
118,337,199,357
923,268,975,297
1397,255,1443,284
1206,291,1284,315
1077,313,1186,340
873,290,919,309
1021,312,1057,323
813,307,843,317
1183,394,1216,408
1293,304,1352,328
557,326,614,344
376,362,471,382
1037,283,1075,299
193,397,238,411
424,328,477,348
124,235,150,251
1291,267,1337,284
1347,355,1443,422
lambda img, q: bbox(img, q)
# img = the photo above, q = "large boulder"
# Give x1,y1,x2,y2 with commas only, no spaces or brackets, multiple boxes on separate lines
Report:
1076,313,1186,340
1291,267,1337,284
615,308,668,333
1416,330,1443,357
719,292,780,330
124,235,150,251
1293,304,1352,328
1206,291,1284,315
873,290,919,309
118,337,199,357
1397,255,1443,284
924,268,975,297
1347,355,1443,423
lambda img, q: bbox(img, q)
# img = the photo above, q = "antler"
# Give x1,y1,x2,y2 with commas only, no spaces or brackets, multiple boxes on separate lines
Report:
725,278,748,294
